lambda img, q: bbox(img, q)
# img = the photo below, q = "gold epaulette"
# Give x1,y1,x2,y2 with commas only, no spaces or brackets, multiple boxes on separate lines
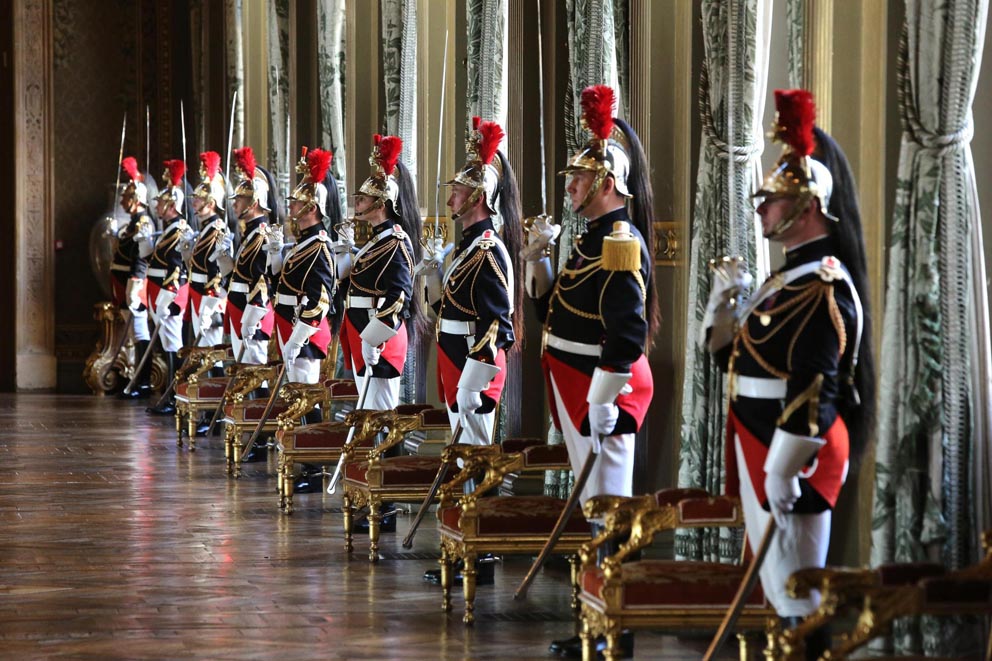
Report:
602,221,641,273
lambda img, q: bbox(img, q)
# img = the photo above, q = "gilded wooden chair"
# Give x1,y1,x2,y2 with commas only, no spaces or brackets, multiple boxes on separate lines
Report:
577,489,775,661
173,345,231,449
434,444,582,625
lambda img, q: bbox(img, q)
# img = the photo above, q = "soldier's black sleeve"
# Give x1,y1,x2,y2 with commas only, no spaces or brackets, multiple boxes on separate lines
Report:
298,243,336,327
597,240,651,372
467,244,514,363
777,279,857,438
243,238,269,307
530,287,552,322
373,237,415,330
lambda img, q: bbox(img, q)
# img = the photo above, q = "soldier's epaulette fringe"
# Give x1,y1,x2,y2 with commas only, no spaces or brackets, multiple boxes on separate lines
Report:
602,221,641,273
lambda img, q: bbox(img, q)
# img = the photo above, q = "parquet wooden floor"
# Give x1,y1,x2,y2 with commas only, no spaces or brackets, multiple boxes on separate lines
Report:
0,394,737,660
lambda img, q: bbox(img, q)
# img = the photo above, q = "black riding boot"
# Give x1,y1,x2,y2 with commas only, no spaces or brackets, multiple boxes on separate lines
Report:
147,351,177,415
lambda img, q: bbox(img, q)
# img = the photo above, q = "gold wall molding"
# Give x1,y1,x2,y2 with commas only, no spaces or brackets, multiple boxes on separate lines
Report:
14,0,56,389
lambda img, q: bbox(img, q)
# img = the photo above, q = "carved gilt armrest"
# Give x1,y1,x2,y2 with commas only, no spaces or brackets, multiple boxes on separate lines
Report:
177,347,228,385
275,383,330,430
578,495,656,567
436,445,505,507
366,414,423,463
226,364,280,403
601,506,681,576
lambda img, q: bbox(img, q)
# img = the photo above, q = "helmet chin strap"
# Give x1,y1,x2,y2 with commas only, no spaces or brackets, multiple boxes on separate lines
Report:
354,197,385,220
575,168,608,214
451,188,482,221
763,194,811,240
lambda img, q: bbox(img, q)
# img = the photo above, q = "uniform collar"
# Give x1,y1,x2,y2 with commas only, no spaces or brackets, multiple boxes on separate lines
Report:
784,235,833,269
584,207,629,234
297,222,324,241
370,220,394,237
459,217,495,250
244,215,267,234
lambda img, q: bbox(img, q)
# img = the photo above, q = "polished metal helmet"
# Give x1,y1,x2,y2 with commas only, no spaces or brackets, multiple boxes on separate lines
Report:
753,89,839,237
230,146,271,212
192,151,226,211
355,134,402,216
559,85,632,211
288,146,333,219
155,159,186,214
120,156,148,208
445,117,505,219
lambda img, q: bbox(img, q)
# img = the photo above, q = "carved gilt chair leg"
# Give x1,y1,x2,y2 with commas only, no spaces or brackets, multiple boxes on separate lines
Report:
569,554,581,612
342,494,354,553
440,545,452,612
603,625,622,661
461,550,477,625
187,405,197,451
580,610,595,661
224,426,234,475
175,407,184,447
368,495,382,563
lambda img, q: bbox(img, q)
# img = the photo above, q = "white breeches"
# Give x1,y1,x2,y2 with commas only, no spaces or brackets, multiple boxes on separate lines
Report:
229,317,268,365
445,405,496,447
131,308,150,342
735,435,831,617
149,309,184,353
550,373,634,511
191,298,224,348
351,359,401,412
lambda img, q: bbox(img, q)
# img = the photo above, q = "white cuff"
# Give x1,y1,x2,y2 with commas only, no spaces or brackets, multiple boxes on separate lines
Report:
525,257,554,298
586,368,633,405
360,315,398,347
335,251,353,280
458,358,501,392
764,428,826,477
241,304,267,329
423,270,443,305
155,288,177,311
287,321,319,347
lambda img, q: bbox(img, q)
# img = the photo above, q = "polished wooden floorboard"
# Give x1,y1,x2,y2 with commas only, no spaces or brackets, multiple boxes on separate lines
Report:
0,394,734,660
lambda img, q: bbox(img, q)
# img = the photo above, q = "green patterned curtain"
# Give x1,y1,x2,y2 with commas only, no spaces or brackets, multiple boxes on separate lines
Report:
318,0,348,212
465,0,507,135
225,0,245,149
871,1,989,655
785,0,805,89
675,0,772,562
267,0,290,198
381,0,420,405
543,0,623,499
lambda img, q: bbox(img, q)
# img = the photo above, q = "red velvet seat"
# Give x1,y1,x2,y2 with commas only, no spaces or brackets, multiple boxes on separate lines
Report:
439,495,588,537
345,455,453,487
224,400,290,420
175,377,227,399
581,561,767,609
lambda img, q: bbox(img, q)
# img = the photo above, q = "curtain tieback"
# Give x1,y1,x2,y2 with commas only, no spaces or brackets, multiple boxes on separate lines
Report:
907,116,973,156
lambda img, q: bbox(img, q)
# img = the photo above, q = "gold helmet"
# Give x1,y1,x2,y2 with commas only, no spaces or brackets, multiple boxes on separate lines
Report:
753,89,838,238
230,146,271,212
192,151,226,211
155,159,186,213
288,146,333,219
445,117,505,219
559,85,632,211
120,156,148,209
354,134,402,217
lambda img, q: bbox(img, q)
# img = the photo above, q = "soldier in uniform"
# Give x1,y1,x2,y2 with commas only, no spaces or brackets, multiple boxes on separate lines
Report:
339,134,422,413
704,89,874,659
144,160,192,416
187,151,230,354
422,118,523,447
113,156,155,399
214,146,282,369
525,86,657,659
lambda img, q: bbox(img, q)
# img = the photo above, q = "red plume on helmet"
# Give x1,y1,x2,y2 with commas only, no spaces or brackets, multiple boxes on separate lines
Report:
163,159,186,187
580,85,615,141
475,118,504,166
306,148,333,183
773,89,816,157
375,135,402,176
122,156,142,182
200,151,221,179
233,146,257,179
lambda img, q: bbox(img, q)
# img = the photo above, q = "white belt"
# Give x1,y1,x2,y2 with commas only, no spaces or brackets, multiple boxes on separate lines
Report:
438,319,476,335
276,293,299,307
147,268,167,278
734,375,787,399
544,333,602,357
190,273,208,283
110,264,130,272
230,282,249,293
347,295,380,309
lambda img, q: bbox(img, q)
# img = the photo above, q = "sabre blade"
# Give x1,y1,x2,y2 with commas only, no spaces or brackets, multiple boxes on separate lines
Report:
113,113,127,201
432,31,449,240
536,0,548,215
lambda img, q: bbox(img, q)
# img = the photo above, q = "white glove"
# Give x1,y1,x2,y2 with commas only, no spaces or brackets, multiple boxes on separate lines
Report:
106,216,119,237
264,225,285,254
456,387,483,416
415,238,454,276
283,340,303,367
361,340,381,367
155,288,178,319
126,278,144,312
702,257,753,350
521,215,561,262
764,473,801,529
335,221,356,251
178,227,196,262
135,222,155,258
210,232,235,276
240,304,267,341
587,402,619,438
